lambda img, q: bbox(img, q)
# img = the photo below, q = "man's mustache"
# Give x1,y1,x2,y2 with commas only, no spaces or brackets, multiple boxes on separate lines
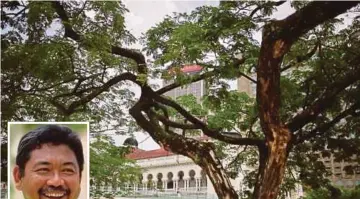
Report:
39,186,70,194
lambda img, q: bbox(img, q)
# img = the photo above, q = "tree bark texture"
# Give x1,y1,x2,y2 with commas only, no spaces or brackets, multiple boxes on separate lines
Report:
254,2,358,199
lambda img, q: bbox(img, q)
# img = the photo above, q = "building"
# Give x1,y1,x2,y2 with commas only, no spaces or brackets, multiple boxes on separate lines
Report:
163,64,205,102
237,76,255,97
122,136,246,198
320,153,360,188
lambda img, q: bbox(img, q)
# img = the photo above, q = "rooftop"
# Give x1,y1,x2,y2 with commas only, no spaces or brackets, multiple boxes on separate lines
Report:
126,136,210,160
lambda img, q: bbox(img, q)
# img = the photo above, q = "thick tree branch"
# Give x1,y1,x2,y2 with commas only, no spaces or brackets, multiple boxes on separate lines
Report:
149,109,200,130
52,1,80,41
287,69,360,133
150,91,264,147
279,1,359,45
255,2,358,198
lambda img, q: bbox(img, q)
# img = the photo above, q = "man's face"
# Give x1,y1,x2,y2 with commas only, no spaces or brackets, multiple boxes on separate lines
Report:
13,143,81,199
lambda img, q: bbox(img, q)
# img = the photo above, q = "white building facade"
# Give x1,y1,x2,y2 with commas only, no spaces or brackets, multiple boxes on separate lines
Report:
125,147,245,198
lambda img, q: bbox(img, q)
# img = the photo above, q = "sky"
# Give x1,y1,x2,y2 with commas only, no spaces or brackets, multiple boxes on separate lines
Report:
112,0,297,150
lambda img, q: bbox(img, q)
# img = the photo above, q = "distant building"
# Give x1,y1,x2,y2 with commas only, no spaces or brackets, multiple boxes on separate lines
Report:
124,143,229,198
163,64,205,102
320,153,360,188
237,76,255,97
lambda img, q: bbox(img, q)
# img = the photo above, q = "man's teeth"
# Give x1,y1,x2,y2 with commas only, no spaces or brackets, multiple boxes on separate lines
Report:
44,192,65,197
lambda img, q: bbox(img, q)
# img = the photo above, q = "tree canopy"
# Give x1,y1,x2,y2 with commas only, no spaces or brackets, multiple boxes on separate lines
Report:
1,1,360,199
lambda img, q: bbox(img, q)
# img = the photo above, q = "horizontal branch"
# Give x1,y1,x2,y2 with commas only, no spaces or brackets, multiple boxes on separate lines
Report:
150,109,200,130
279,1,359,44
130,99,238,198
148,89,264,147
51,1,147,73
295,102,360,144
25,74,99,93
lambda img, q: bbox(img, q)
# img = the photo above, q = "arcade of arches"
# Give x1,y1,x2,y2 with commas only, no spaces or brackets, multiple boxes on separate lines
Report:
133,169,207,192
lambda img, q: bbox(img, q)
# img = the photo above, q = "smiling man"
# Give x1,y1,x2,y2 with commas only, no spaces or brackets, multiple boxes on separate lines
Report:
12,125,84,199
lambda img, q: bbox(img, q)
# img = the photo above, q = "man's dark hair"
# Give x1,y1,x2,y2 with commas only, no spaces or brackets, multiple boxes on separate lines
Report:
15,125,84,177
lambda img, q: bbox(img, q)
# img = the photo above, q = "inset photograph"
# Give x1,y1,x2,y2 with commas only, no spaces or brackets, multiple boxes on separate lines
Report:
8,122,89,199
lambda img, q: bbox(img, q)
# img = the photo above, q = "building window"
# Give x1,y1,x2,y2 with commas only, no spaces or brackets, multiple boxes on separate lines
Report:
178,171,185,188
157,173,163,189
167,172,174,189
189,170,196,188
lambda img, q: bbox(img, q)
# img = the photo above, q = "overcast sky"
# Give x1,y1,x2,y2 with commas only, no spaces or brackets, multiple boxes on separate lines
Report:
112,0,297,150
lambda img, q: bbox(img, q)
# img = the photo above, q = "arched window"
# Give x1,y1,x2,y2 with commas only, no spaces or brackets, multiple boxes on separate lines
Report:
167,172,174,189
157,173,163,189
178,171,185,188
189,170,196,188
147,174,154,190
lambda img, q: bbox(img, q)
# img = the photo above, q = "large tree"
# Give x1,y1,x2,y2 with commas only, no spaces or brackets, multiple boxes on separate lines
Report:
2,1,360,199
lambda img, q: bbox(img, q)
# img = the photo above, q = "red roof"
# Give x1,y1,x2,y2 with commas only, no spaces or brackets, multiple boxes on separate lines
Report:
126,148,174,160
180,65,203,73
126,136,210,160
168,65,203,75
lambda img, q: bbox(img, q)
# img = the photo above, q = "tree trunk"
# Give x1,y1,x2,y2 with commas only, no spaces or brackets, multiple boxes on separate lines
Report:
255,128,292,199
253,2,359,198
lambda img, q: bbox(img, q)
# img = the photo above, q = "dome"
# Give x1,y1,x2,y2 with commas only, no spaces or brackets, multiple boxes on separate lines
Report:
123,137,138,148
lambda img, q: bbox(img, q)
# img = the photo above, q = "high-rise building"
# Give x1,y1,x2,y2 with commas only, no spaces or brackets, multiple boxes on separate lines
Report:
163,65,205,102
320,153,360,188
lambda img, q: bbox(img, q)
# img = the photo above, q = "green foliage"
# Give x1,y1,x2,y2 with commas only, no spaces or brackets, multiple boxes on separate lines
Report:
303,187,360,199
90,135,141,199
1,1,138,133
